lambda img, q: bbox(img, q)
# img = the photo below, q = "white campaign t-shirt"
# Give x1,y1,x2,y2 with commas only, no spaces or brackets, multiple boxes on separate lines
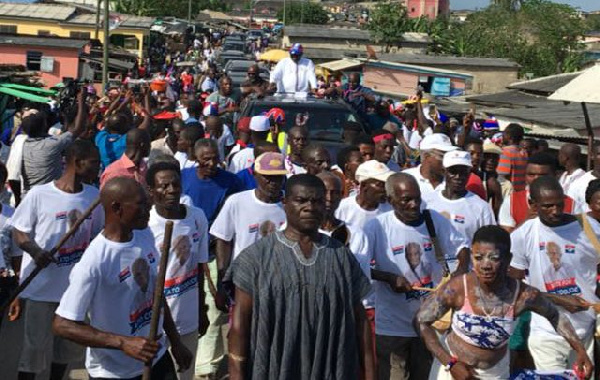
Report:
227,147,254,174
403,165,445,201
210,190,286,259
425,190,496,242
56,229,167,379
148,205,209,335
12,182,103,302
510,217,600,339
365,210,468,337
567,171,598,211
335,194,392,230
174,151,197,170
0,203,15,270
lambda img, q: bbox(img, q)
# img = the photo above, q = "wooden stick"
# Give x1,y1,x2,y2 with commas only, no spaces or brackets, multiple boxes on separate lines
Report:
0,197,102,314
142,221,174,380
412,286,436,292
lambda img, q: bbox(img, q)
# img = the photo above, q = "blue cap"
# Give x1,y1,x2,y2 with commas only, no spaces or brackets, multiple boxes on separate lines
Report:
289,43,303,56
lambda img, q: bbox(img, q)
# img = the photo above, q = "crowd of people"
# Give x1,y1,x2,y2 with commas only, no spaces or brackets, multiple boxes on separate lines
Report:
0,29,600,380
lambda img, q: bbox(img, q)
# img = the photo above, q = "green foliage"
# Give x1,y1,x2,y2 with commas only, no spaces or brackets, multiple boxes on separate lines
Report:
368,0,588,76
276,2,329,25
113,0,230,18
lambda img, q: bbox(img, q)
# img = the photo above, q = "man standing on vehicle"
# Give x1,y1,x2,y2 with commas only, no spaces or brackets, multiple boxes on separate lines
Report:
269,44,316,94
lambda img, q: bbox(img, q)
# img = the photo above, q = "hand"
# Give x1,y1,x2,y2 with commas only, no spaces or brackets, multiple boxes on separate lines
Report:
170,339,193,372
449,361,478,380
214,289,229,313
119,336,160,363
388,275,412,293
199,306,210,337
31,248,55,268
573,350,593,379
8,298,21,321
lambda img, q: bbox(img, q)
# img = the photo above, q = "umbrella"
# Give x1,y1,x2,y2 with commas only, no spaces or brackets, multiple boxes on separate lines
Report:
548,64,600,169
259,49,289,63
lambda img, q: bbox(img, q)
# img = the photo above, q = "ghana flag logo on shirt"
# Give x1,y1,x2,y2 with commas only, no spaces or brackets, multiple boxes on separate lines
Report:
453,215,465,224
249,223,259,233
539,242,546,251
564,244,576,254
392,245,404,255
119,266,131,282
55,211,68,220
423,242,433,252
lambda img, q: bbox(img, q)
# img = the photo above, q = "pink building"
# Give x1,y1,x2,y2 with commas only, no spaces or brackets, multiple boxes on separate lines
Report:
0,35,89,87
405,0,450,19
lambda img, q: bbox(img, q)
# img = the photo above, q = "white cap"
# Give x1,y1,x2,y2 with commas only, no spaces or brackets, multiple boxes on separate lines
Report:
355,160,394,183
443,150,472,168
420,133,458,152
250,115,270,132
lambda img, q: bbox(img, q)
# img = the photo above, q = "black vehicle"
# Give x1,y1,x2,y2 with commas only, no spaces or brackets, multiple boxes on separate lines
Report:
222,41,245,53
217,51,247,66
224,60,269,87
239,95,368,161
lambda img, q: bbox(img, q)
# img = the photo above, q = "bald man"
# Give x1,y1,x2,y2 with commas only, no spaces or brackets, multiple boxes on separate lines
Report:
100,129,151,188
53,177,192,380
240,64,270,99
558,143,584,194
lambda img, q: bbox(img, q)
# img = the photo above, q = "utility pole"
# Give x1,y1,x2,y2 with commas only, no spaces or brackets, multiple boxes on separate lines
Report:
94,0,100,40
283,0,286,25
188,0,191,22
102,0,109,90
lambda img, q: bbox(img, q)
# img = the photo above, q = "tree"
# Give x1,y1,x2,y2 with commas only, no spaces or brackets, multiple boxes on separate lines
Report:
366,2,412,51
276,2,329,25
113,0,230,18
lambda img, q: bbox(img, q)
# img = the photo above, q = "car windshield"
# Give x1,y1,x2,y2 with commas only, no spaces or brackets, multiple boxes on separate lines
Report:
246,102,360,142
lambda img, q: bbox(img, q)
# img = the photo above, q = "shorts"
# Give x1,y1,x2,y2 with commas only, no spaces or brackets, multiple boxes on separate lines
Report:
18,299,84,374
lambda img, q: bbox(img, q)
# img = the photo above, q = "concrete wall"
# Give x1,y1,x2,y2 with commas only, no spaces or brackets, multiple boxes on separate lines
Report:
0,18,147,58
0,44,81,87
434,64,519,94
362,66,420,95
406,0,449,19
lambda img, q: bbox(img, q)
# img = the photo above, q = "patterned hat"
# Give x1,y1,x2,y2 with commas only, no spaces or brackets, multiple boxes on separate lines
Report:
289,43,303,56
266,107,285,123
202,102,219,117
254,152,287,175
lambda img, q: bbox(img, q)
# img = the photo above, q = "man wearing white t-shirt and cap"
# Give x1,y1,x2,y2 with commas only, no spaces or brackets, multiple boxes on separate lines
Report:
509,175,598,374
335,160,393,231
53,177,192,380
227,115,271,174
403,133,458,201
211,151,287,308
567,143,600,209
426,150,496,242
365,173,469,380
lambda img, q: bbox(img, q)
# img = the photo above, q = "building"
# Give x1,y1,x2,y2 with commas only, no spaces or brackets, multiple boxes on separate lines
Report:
0,3,154,58
0,34,89,86
360,59,473,98
404,0,449,19
377,53,520,94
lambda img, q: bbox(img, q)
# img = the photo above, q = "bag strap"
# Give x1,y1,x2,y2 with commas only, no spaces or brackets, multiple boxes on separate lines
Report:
575,213,600,256
423,210,450,276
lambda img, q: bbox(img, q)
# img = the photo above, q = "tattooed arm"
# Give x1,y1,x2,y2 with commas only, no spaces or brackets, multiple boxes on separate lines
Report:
523,285,593,379
417,276,477,380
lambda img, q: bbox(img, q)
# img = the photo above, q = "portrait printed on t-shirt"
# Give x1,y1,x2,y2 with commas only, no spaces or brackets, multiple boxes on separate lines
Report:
403,242,434,301
542,241,581,296
129,257,155,335
259,220,276,237
170,235,192,277
56,208,89,267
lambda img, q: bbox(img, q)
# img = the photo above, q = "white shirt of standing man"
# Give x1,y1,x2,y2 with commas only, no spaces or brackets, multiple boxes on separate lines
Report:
270,43,316,94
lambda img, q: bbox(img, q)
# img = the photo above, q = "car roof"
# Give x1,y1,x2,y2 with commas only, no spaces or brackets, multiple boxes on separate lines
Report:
248,95,352,110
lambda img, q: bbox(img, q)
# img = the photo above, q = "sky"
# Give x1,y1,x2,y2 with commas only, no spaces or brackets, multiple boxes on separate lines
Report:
451,0,597,11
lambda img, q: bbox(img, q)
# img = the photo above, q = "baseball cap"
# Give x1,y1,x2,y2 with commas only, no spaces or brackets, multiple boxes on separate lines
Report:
355,160,394,183
266,107,285,123
420,133,458,152
483,139,502,155
250,115,270,132
254,152,288,175
443,150,472,168
289,43,303,56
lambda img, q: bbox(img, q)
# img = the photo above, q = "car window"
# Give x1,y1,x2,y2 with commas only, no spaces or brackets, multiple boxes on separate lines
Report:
246,103,360,142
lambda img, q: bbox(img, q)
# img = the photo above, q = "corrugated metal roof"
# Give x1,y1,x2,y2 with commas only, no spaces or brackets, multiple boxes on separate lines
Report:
508,72,581,95
317,58,362,72
378,53,520,68
66,13,154,29
0,2,76,21
0,34,87,49
285,25,371,41
361,58,473,79
304,48,365,60
548,64,600,104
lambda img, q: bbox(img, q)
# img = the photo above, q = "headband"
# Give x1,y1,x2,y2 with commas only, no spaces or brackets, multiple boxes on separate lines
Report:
373,133,394,143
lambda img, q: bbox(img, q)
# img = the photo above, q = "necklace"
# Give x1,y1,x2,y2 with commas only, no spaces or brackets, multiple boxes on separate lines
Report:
475,276,507,321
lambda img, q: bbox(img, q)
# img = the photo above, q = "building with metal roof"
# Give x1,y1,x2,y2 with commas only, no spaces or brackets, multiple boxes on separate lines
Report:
507,72,581,96
66,13,154,30
0,2,76,22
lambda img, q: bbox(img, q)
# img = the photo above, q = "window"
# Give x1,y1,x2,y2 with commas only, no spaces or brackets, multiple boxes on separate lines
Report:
38,30,51,36
70,31,90,39
123,36,139,50
26,51,42,71
0,25,17,34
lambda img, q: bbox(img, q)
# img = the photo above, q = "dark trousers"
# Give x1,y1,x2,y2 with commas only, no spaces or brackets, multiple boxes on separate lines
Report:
376,334,432,380
90,352,176,380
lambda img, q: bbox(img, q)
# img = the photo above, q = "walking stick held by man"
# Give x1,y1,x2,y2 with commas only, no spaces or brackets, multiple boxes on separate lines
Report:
142,220,174,380
0,197,102,315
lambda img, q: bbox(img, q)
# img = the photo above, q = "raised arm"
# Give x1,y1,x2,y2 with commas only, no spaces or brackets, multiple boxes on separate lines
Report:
67,87,89,138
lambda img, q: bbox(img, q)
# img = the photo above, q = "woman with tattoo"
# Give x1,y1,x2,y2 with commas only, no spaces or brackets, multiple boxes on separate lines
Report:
417,225,593,380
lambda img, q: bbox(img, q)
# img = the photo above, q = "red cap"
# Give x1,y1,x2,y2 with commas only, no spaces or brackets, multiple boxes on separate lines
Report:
237,116,252,132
